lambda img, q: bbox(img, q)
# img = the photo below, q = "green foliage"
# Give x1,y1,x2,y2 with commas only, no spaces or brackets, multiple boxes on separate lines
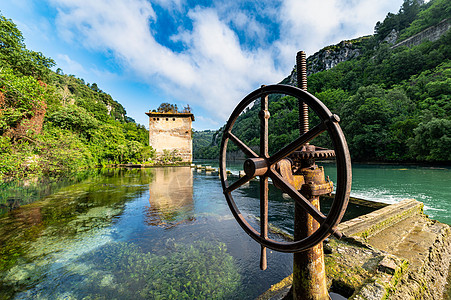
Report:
194,0,450,163
0,67,49,135
398,0,451,41
341,85,395,160
157,102,178,113
0,14,55,81
0,13,155,180
0,126,96,180
408,118,451,161
374,0,424,41
36,126,95,176
47,105,99,135
192,130,216,158
160,149,183,163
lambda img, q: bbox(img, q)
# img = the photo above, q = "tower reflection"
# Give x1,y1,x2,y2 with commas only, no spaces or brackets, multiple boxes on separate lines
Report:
145,167,195,228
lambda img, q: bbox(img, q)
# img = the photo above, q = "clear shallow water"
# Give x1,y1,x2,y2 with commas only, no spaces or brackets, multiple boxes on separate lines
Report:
1,163,449,299
0,167,296,299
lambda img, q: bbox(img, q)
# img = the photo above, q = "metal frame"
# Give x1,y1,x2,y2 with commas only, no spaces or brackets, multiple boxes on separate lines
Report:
219,84,352,253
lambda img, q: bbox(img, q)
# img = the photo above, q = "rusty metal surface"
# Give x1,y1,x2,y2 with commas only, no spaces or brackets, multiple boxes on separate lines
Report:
291,146,335,160
219,83,352,253
293,196,329,299
292,51,329,300
219,51,352,300
299,166,334,197
260,91,269,271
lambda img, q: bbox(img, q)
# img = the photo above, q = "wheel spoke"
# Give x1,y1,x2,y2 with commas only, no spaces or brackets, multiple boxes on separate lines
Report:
268,122,327,165
260,93,269,158
269,169,326,224
228,132,258,159
224,175,252,194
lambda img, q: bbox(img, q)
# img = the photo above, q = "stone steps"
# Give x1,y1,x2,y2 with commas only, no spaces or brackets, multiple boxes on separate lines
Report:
338,199,423,240
257,199,451,300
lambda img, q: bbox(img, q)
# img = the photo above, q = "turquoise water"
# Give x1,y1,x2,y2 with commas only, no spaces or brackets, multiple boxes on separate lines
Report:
214,160,451,225
324,163,451,225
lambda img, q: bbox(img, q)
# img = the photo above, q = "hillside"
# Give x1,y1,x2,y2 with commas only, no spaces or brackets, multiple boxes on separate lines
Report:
194,0,451,163
193,130,217,159
0,14,153,180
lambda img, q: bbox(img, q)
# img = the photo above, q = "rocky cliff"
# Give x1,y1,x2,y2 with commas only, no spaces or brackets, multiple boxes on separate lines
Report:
282,18,450,86
283,37,369,85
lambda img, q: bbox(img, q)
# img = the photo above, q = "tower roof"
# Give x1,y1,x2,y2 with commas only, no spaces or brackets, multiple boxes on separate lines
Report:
145,111,195,121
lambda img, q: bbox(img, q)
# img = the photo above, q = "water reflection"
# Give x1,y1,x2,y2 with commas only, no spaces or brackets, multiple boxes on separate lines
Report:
146,167,195,228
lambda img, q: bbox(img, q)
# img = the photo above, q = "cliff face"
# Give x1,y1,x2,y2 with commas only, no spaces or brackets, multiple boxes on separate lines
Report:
283,17,450,86
284,38,368,86
307,40,364,75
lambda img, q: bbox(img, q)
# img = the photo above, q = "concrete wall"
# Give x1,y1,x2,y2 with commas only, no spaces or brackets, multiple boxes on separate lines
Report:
392,18,450,49
147,113,194,162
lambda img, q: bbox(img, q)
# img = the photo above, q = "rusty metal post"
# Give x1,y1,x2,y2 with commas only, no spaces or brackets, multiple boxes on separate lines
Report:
260,88,269,271
292,51,329,300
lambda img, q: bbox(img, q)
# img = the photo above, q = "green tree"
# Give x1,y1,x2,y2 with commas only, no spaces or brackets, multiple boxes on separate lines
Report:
408,118,451,161
47,105,99,136
0,14,55,80
341,85,394,160
157,102,178,113
0,67,49,136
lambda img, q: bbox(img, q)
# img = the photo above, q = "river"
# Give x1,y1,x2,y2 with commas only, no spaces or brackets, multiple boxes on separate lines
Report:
0,163,450,299
219,161,451,225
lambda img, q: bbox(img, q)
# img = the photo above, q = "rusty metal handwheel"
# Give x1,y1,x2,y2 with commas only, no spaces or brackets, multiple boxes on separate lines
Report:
220,84,351,253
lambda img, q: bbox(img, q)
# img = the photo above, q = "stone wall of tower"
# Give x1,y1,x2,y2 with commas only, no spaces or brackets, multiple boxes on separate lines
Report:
147,113,194,162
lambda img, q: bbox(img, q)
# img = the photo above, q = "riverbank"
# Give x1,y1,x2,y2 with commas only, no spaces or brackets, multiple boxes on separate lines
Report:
106,162,192,168
257,199,451,299
0,162,192,214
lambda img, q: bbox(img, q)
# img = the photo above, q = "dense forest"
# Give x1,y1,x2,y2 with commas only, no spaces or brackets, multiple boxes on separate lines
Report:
0,13,154,180
194,0,450,163
1,0,449,183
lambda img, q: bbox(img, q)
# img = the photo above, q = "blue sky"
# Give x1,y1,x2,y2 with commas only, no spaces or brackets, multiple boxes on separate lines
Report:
1,0,404,130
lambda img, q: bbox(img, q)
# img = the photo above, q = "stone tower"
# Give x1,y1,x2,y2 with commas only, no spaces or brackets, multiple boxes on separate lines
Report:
145,111,195,162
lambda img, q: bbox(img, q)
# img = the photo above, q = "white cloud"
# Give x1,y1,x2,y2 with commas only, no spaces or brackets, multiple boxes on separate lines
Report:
169,7,283,119
51,1,284,121
50,0,402,127
151,0,185,12
195,115,220,128
274,0,402,70
56,54,86,74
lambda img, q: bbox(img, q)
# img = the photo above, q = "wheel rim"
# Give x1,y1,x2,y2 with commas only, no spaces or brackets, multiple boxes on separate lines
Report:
220,84,352,253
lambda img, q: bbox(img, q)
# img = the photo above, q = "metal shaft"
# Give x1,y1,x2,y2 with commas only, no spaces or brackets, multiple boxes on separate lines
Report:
293,51,329,300
293,196,328,299
260,91,269,271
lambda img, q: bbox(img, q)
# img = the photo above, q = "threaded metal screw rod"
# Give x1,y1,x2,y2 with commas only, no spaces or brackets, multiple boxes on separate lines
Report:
296,51,309,135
